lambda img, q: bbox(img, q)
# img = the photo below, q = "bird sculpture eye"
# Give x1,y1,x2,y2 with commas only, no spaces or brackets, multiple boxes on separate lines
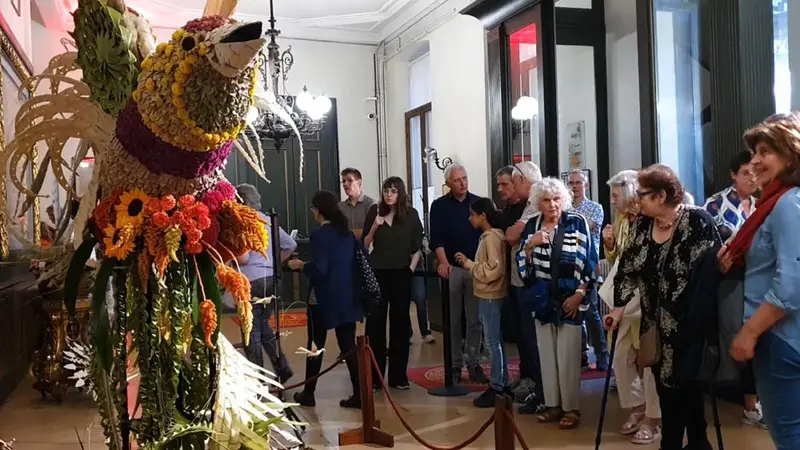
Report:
181,36,196,51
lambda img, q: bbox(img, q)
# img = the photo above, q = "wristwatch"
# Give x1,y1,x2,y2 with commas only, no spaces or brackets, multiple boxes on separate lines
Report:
575,288,586,297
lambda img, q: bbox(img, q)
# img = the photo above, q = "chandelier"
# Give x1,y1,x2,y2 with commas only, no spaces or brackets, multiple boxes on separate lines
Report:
252,0,332,151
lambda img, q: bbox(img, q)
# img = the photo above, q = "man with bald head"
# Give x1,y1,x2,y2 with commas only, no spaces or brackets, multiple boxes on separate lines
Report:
430,163,487,385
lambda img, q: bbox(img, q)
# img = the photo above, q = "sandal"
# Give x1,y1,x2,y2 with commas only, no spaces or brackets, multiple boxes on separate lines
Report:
536,407,564,423
631,423,661,445
559,410,581,429
621,411,645,435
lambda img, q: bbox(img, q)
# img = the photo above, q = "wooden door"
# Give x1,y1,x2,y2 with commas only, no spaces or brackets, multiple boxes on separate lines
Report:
224,100,340,308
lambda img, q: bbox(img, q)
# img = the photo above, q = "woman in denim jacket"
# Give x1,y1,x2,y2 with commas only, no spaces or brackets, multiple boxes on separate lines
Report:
721,113,800,450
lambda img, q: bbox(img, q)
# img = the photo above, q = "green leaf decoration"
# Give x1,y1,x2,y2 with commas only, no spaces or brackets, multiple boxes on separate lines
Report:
91,258,115,372
70,0,141,117
63,237,98,316
195,253,223,342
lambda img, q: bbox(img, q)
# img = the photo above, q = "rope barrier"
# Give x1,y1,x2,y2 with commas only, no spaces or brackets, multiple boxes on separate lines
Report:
506,410,530,450
276,349,355,392
367,346,495,450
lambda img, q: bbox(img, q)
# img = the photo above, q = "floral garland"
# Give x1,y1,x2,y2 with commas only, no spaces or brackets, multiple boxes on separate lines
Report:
90,180,266,349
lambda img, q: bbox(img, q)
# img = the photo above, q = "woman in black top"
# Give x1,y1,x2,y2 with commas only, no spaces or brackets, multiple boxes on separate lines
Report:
363,177,424,389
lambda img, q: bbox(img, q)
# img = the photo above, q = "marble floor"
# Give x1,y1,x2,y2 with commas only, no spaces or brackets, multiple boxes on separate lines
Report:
0,315,775,449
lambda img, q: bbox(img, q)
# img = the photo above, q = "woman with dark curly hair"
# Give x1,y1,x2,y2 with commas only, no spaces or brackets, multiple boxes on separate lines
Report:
605,164,721,450
722,112,800,450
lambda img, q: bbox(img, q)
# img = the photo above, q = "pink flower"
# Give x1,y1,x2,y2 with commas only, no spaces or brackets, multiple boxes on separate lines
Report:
202,215,220,246
215,181,235,200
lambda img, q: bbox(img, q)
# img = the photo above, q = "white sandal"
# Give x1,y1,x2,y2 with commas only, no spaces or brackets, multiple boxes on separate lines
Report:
631,423,661,445
621,411,644,435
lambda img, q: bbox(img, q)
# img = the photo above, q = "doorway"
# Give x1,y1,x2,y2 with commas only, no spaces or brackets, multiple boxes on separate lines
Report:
404,102,433,235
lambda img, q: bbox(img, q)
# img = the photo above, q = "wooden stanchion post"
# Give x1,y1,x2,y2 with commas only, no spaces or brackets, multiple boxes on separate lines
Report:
493,394,514,450
339,336,394,447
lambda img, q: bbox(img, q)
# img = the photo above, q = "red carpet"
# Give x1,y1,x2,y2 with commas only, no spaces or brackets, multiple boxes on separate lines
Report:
230,310,308,328
407,359,609,392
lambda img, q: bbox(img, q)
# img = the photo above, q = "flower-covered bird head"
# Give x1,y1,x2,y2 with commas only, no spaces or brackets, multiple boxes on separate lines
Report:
132,16,266,152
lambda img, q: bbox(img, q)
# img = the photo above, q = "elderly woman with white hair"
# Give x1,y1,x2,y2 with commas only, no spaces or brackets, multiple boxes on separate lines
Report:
599,170,663,444
517,177,598,429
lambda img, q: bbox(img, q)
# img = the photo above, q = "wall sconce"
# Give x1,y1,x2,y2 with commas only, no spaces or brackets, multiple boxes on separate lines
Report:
423,147,453,172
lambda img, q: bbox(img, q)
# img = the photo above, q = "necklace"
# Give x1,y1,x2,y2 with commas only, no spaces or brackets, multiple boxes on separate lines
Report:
655,205,683,230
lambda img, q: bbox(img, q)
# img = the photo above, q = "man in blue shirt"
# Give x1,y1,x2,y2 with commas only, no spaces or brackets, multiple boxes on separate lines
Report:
429,164,486,384
236,184,298,383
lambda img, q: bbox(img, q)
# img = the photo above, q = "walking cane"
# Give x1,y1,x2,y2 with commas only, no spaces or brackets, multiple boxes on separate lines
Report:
708,382,725,450
595,326,619,450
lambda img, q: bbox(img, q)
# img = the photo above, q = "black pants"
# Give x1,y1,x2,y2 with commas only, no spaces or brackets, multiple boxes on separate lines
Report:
507,286,537,380
244,277,291,379
367,268,412,386
302,305,359,396
741,361,758,396
656,375,712,450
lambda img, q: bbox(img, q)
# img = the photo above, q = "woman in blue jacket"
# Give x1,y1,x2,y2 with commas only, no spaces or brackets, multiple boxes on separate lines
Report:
722,113,800,450
288,190,364,409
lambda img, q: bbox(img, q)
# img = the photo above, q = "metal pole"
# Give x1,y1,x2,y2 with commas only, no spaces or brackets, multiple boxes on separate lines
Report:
427,276,468,397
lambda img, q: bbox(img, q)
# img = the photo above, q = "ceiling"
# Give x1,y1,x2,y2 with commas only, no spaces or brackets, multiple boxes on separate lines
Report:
36,0,433,44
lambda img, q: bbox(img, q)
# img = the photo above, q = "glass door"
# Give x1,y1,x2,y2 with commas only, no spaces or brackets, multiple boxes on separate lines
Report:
405,103,433,235
508,18,545,168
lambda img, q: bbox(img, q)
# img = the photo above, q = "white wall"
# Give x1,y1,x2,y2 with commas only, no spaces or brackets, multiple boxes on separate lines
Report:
605,0,642,176
151,29,381,197
1,1,33,59
556,44,599,200
427,15,490,197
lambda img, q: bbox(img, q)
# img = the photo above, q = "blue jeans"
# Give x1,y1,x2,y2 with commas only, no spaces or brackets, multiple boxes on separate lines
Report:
478,298,509,391
754,331,800,450
410,272,431,336
513,286,545,399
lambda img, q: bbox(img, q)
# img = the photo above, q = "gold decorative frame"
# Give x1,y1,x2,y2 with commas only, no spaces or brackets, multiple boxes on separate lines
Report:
0,14,37,259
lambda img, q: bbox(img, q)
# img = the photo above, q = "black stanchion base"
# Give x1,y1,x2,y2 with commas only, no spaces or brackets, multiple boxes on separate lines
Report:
427,385,471,397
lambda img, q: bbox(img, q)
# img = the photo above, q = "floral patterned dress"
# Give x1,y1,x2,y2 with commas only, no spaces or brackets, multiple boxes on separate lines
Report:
613,206,721,387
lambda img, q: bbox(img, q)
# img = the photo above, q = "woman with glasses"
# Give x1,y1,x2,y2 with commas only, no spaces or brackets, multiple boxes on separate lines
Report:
605,164,721,450
363,177,424,389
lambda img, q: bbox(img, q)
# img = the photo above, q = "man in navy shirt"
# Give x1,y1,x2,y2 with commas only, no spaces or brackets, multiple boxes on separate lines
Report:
430,163,486,384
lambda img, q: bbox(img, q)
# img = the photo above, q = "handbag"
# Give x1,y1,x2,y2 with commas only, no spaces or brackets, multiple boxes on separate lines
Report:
352,236,381,316
636,213,682,370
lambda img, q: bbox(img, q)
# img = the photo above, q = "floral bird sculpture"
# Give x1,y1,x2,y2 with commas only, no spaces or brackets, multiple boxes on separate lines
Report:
0,0,303,448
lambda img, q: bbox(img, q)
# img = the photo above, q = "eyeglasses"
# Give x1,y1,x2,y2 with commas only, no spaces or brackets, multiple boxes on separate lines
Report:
636,190,653,198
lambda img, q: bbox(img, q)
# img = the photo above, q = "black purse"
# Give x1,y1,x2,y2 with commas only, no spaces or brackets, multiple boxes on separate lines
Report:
352,235,381,316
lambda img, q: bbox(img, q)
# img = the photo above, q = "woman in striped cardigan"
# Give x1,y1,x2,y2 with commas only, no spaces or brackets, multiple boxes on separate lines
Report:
517,177,598,430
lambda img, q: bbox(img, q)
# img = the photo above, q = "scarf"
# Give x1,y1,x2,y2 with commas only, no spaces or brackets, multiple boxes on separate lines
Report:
728,180,793,265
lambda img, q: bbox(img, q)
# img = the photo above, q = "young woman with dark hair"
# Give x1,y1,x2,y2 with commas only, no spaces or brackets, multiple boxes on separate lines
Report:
455,197,510,407
362,177,423,389
287,190,364,408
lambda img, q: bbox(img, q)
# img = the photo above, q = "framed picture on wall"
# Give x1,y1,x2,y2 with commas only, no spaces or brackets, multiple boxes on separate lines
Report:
560,169,592,200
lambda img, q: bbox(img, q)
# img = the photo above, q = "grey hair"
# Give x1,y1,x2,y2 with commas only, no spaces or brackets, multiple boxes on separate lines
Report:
683,192,695,205
607,169,638,212
512,161,542,184
568,168,588,183
236,183,261,210
495,165,514,178
529,177,573,212
444,163,467,182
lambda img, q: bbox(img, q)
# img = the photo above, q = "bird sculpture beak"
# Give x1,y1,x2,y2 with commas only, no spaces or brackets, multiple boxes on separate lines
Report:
209,21,266,77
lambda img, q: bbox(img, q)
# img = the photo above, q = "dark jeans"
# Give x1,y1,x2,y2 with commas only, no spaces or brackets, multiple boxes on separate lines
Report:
367,268,412,386
510,286,544,397
741,361,758,396
302,304,359,396
582,289,608,365
410,271,431,336
244,277,291,379
655,375,711,450
754,331,800,450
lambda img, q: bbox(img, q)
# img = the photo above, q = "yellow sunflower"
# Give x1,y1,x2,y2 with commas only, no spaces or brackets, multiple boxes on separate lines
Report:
103,224,136,260
115,189,151,229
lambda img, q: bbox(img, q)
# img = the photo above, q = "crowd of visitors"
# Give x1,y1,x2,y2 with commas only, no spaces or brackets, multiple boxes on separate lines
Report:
236,111,800,450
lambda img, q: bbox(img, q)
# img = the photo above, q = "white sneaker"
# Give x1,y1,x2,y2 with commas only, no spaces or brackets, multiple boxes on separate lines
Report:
742,403,768,430
423,334,435,344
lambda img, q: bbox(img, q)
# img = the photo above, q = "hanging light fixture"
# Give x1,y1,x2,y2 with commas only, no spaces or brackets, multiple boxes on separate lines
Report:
252,0,332,151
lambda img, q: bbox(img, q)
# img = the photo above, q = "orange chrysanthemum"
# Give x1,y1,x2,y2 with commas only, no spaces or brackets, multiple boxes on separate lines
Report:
91,188,124,237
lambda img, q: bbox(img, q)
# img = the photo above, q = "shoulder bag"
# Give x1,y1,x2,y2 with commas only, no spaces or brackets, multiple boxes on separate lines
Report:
352,235,381,316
